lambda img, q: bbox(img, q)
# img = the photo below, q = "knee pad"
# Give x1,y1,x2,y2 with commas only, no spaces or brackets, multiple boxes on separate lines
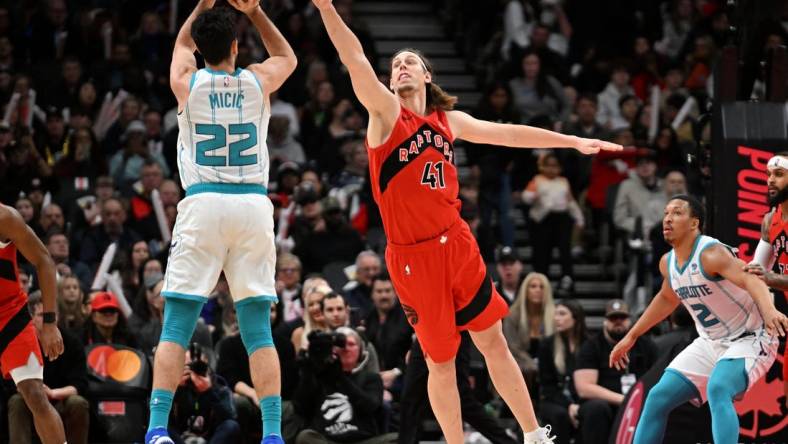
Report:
161,296,204,348
236,298,274,356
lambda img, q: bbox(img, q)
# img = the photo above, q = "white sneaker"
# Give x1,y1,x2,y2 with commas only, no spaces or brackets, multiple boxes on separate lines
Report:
523,425,556,444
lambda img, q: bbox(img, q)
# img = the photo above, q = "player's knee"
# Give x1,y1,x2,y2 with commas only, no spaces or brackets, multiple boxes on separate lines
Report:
471,328,508,357
706,377,732,403
236,298,274,356
16,380,50,413
161,296,204,348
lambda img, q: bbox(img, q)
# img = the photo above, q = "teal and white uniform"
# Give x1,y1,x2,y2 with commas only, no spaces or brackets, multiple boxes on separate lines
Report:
665,234,777,405
163,67,277,304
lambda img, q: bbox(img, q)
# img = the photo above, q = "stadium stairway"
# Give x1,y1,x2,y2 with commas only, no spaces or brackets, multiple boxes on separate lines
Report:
354,0,624,330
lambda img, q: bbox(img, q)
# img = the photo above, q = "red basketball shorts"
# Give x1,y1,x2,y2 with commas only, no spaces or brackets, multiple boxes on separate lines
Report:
386,219,509,363
0,306,43,383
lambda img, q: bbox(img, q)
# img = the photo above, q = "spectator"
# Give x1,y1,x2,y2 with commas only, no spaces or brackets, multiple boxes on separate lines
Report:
465,82,520,259
342,250,382,320
268,115,306,166
36,106,68,166
57,275,88,337
574,299,657,444
121,240,150,297
108,120,169,193
641,170,687,236
78,197,142,270
494,246,524,305
38,203,65,238
292,197,364,275
14,197,36,226
127,160,165,241
611,94,640,132
291,284,331,352
270,91,300,138
7,292,90,444
293,327,396,444
503,272,555,387
170,344,241,444
158,179,182,207
102,97,142,156
82,291,136,347
332,139,367,189
652,126,684,172
45,230,92,288
128,273,165,356
538,300,589,444
613,150,663,238
508,50,569,122
276,252,304,323
559,94,609,196
363,273,412,399
655,0,696,59
52,127,106,207
522,153,584,290
322,292,350,330
596,65,635,130
585,134,638,241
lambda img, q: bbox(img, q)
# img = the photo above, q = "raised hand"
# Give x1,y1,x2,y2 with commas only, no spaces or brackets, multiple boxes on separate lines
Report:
228,0,259,15
575,138,624,155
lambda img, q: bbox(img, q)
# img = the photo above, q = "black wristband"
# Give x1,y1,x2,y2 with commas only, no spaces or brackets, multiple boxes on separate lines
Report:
42,312,56,324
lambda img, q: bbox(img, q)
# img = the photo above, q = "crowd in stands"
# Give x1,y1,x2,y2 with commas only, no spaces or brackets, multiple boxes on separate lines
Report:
0,0,785,442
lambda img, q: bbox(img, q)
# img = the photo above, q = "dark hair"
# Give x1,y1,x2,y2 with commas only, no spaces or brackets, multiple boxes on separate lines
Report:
669,194,705,232
576,93,598,106
27,290,42,313
553,299,587,375
370,271,392,289
391,48,457,112
556,299,587,344
520,49,559,101
319,292,346,312
191,8,237,65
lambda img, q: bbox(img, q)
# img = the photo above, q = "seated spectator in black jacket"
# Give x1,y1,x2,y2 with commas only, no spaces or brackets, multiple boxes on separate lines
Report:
292,197,364,275
45,229,92,289
169,343,240,444
7,292,90,444
216,302,297,444
362,273,412,401
78,197,142,271
538,300,589,444
342,251,382,320
573,300,657,444
293,327,397,444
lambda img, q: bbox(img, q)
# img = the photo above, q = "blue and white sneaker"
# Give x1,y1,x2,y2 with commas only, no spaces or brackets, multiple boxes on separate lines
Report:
262,434,285,444
145,427,175,444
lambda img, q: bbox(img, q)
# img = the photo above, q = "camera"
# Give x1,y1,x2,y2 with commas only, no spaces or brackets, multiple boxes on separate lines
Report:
306,330,346,368
188,342,209,377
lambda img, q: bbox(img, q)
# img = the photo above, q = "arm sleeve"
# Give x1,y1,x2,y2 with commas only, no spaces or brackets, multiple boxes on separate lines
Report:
750,239,775,270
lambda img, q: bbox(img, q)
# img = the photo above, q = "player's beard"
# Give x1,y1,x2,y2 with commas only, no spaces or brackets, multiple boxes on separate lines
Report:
768,185,788,207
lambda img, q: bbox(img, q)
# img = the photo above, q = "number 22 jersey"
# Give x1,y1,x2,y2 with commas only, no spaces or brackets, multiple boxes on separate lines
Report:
666,234,764,341
367,106,460,245
176,68,270,190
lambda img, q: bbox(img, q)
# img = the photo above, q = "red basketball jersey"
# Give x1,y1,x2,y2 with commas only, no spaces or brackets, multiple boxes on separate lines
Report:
768,206,788,295
0,241,26,321
367,106,460,245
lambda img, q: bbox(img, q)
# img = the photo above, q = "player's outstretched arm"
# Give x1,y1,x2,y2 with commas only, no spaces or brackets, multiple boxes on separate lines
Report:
447,110,623,155
0,206,63,359
312,0,398,118
609,254,680,370
231,0,296,94
702,244,788,337
171,0,215,108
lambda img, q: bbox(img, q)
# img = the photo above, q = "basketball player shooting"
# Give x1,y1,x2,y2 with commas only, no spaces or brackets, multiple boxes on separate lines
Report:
146,0,296,443
743,152,788,407
0,204,65,444
609,195,788,444
312,1,622,442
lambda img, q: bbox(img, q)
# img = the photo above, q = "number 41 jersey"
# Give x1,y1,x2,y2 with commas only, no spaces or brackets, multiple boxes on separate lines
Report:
666,234,764,341
176,68,270,190
367,106,460,245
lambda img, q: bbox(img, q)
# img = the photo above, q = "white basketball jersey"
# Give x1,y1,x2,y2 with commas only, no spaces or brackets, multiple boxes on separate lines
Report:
667,235,764,341
176,68,270,190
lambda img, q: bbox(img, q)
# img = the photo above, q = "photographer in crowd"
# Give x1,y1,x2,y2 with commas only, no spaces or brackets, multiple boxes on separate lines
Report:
169,343,240,444
292,328,396,444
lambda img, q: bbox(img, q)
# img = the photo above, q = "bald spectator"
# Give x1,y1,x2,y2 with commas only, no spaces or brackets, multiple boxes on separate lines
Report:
158,179,181,207
79,198,142,270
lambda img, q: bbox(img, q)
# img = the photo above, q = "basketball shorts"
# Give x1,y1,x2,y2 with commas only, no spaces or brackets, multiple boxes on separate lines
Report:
667,329,777,406
386,219,509,363
0,306,43,383
162,188,277,304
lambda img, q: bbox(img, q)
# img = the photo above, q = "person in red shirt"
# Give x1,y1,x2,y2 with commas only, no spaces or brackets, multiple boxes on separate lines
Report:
312,1,622,443
744,152,788,407
0,204,65,444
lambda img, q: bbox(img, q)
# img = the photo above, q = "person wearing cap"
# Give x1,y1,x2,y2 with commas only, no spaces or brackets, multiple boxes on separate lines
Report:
494,246,523,305
573,298,656,444
108,119,169,194
8,291,90,444
81,291,136,347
